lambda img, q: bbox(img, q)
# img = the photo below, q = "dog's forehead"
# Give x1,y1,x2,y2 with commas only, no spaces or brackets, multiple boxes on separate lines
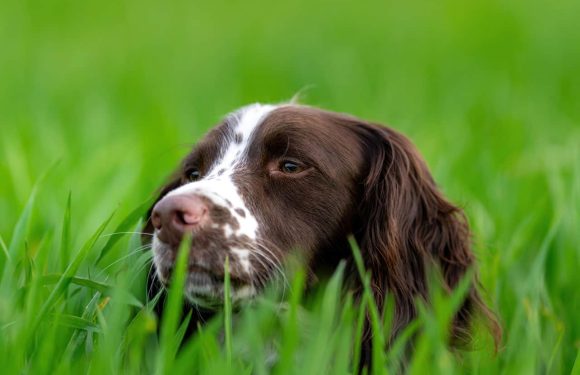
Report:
165,104,279,241
182,103,279,172
227,103,278,144
212,103,279,171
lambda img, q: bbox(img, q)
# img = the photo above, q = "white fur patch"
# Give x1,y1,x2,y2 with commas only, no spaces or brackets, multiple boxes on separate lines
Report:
152,236,173,283
231,285,256,301
165,103,277,241
231,248,251,274
154,104,277,306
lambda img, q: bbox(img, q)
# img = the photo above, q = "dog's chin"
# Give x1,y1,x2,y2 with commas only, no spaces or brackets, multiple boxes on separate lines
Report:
156,268,257,310
183,271,227,310
186,272,257,309
152,237,258,309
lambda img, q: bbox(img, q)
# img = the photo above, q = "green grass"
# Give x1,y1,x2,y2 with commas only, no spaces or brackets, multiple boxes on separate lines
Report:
1,0,579,373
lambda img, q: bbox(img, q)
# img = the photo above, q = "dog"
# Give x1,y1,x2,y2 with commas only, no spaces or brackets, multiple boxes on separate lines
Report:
144,103,500,366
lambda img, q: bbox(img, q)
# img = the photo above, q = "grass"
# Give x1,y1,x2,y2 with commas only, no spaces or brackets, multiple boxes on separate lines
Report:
1,0,579,373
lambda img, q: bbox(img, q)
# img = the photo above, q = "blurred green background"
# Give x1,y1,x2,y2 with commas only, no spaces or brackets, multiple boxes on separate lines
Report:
0,0,579,373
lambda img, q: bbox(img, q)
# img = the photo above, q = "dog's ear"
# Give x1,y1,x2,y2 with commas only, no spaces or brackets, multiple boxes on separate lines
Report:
352,122,501,350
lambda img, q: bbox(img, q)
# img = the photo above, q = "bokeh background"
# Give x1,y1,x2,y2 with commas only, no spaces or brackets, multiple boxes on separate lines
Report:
1,0,578,373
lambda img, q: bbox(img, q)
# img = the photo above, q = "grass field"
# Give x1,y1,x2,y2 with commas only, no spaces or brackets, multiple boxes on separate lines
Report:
1,0,579,373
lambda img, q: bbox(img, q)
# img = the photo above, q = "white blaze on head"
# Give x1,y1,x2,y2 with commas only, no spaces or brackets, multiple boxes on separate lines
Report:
164,103,277,240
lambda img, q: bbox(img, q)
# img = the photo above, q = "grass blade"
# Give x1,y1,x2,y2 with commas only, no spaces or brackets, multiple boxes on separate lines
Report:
34,274,143,308
155,235,191,375
224,256,233,368
53,314,101,332
349,237,387,374
96,198,154,264
29,211,115,333
0,186,37,281
0,235,8,263
59,192,72,271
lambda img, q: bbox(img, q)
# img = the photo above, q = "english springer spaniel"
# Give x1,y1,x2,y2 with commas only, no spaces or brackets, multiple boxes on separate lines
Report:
144,103,500,364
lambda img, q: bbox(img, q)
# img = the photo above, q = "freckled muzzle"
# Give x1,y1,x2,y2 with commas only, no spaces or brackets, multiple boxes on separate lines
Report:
151,193,258,306
148,104,279,308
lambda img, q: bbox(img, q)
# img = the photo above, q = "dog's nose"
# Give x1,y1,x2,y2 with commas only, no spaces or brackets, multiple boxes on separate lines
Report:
151,195,209,245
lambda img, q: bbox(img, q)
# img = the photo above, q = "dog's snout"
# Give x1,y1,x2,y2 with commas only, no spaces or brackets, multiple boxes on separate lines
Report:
151,195,209,245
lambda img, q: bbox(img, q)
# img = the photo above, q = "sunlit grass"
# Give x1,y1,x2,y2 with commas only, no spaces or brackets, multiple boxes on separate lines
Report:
1,0,579,373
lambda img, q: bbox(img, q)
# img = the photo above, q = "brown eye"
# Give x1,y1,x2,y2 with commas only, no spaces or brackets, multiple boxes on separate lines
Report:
188,168,201,181
280,161,303,174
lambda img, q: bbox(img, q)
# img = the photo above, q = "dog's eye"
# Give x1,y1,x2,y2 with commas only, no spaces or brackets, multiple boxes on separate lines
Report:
187,168,201,181
280,161,304,174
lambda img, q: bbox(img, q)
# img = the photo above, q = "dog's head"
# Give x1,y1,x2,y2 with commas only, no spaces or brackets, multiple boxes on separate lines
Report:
144,103,500,349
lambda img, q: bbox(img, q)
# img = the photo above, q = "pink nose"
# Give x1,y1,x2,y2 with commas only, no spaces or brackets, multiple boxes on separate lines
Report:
151,195,209,245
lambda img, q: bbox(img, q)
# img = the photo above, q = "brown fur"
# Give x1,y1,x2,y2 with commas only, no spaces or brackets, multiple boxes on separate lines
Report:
144,104,501,369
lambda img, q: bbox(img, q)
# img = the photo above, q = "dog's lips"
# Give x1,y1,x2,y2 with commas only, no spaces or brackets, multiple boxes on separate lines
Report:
158,256,247,284
188,263,212,275
156,252,249,289
187,267,246,288
188,272,226,290
183,263,255,309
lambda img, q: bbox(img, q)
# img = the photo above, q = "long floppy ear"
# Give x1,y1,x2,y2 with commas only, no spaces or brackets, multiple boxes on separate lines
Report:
352,122,501,351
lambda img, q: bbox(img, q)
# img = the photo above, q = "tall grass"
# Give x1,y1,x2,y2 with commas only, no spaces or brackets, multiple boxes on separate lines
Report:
1,0,579,373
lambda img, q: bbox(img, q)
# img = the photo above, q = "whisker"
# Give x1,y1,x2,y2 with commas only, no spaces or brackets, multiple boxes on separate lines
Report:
225,237,287,295
97,245,152,275
247,251,273,288
255,242,287,280
101,231,154,238
147,261,163,300
246,242,290,301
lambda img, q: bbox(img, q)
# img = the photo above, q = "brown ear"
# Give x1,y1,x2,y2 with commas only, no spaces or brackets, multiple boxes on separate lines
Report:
352,122,501,350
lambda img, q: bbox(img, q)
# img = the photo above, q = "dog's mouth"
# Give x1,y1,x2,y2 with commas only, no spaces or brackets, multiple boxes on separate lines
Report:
156,265,256,309
183,267,256,309
152,237,257,309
